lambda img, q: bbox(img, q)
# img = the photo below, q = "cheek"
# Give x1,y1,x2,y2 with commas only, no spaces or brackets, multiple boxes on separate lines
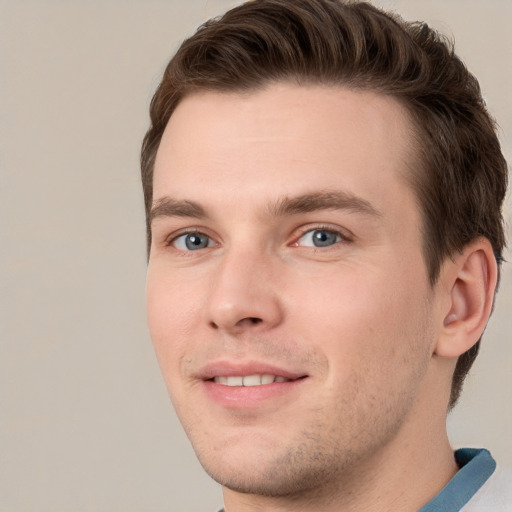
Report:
146,268,200,377
291,266,430,373
291,268,397,331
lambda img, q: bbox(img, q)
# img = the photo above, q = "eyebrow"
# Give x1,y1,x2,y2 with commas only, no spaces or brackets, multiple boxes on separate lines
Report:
150,190,381,224
150,197,207,223
268,191,382,218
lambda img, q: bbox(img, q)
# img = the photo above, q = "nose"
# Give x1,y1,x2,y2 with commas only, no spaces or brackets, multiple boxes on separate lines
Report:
206,247,284,334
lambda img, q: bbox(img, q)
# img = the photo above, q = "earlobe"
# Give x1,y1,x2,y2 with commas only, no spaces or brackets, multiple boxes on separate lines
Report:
435,238,498,358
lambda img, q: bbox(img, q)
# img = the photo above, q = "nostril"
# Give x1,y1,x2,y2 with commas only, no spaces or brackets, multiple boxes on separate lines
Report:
208,316,264,331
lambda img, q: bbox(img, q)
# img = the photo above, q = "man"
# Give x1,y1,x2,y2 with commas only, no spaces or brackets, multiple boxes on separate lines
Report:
141,1,509,510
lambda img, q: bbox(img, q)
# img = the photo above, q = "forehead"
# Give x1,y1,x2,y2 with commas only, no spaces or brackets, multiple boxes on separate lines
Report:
153,83,418,218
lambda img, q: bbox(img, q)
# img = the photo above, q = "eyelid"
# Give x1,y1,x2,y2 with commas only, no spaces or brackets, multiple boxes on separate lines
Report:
291,224,353,247
158,223,352,251
164,227,218,249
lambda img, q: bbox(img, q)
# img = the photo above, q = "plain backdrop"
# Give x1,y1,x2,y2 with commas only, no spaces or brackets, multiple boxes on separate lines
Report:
1,1,511,511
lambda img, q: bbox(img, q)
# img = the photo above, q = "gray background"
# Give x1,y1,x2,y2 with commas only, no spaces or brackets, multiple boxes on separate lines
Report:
1,1,510,510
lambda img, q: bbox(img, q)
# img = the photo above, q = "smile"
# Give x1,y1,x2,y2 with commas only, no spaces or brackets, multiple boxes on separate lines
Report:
213,375,292,386
202,368,308,407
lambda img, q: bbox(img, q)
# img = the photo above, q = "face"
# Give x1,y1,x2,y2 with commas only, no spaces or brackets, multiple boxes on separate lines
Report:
147,83,441,497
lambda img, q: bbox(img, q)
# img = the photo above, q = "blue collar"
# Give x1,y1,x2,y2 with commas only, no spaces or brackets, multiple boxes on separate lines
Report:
418,448,496,512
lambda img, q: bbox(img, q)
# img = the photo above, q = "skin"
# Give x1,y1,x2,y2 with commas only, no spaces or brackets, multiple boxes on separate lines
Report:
146,83,495,511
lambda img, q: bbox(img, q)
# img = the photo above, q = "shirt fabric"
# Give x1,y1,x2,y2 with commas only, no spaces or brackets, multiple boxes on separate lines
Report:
217,448,511,512
418,448,496,511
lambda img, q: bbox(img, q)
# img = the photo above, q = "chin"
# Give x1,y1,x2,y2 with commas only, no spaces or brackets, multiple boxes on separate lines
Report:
202,459,331,498
192,433,346,499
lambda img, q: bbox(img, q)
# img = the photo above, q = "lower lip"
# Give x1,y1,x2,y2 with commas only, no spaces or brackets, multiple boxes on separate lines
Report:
202,378,306,408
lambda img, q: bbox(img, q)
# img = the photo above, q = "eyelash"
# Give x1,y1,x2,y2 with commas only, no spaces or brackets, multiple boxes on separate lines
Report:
165,225,351,252
165,228,216,250
293,225,351,248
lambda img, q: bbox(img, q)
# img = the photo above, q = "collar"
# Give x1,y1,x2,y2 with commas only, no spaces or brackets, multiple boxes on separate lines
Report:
418,448,496,512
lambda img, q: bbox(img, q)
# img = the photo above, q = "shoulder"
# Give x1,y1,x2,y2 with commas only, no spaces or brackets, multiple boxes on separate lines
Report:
460,464,512,511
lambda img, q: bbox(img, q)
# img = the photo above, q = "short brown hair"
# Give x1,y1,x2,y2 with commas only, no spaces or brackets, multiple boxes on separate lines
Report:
141,0,508,407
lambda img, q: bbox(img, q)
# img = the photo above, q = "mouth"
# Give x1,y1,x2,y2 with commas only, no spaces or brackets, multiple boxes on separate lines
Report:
199,363,308,408
211,374,296,386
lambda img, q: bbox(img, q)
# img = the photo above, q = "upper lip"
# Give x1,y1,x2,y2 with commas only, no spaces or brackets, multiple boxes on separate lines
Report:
197,361,307,381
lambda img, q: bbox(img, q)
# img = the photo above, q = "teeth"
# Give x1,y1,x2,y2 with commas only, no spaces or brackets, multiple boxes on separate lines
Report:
243,375,261,386
261,374,275,385
213,374,291,386
227,376,243,386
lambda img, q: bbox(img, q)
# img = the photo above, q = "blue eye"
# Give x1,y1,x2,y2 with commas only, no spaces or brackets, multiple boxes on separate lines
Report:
298,229,342,247
173,233,213,251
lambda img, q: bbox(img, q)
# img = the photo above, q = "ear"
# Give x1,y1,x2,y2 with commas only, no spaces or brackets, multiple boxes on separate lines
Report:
434,238,498,358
